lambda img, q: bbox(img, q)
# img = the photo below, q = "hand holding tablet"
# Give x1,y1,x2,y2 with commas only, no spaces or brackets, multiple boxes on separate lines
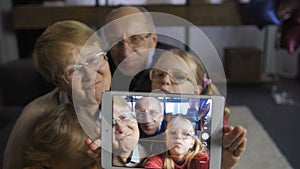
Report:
101,91,225,169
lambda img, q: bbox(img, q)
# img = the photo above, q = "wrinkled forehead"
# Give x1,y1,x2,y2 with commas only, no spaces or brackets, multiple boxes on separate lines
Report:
105,13,154,39
77,42,104,60
136,97,162,112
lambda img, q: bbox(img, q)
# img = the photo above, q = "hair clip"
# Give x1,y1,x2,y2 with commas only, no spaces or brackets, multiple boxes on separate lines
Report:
203,73,212,86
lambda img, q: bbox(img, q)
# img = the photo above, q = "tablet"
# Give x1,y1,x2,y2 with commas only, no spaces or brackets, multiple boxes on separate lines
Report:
101,91,224,169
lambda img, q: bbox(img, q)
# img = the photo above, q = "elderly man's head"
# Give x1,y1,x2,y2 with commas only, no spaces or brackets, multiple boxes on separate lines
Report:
135,97,163,136
105,6,158,76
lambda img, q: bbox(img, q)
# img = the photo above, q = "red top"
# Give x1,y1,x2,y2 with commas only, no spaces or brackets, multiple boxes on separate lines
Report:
144,153,209,169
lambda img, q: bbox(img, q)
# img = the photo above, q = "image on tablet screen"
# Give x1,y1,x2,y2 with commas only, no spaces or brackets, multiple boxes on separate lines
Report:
111,94,212,168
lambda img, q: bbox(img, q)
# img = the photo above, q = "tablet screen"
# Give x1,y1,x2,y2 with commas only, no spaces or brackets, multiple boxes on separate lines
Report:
101,92,224,169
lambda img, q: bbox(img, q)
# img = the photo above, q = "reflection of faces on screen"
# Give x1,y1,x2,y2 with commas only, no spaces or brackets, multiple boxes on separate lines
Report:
135,97,163,135
111,95,212,166
166,118,195,158
112,97,139,158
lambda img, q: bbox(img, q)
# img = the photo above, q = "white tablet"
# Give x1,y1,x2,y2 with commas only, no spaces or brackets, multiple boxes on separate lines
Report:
101,91,224,169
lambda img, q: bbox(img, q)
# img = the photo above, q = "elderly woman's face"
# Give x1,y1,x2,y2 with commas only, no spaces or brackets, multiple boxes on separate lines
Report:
60,42,111,105
112,103,139,157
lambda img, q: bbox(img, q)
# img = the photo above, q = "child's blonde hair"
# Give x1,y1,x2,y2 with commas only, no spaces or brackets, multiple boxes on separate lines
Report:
163,116,207,169
168,49,230,119
24,103,95,168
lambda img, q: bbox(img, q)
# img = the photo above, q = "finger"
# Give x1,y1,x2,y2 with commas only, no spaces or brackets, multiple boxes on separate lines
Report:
85,138,93,146
89,142,100,151
86,149,99,159
94,127,101,136
233,138,247,157
227,130,246,151
223,125,234,134
223,126,245,148
94,139,101,147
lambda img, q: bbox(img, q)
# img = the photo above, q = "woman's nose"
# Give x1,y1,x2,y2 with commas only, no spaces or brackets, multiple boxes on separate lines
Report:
115,120,126,134
82,66,95,82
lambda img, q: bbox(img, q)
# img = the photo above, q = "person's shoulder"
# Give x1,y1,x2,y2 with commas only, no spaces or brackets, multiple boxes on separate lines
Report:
3,88,61,169
23,88,60,114
193,152,210,165
12,88,60,139
137,143,147,159
143,154,164,168
194,152,209,159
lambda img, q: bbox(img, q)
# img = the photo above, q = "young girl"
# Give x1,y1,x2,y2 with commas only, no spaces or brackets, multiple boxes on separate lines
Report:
149,49,247,169
143,116,209,169
23,103,100,169
149,49,230,123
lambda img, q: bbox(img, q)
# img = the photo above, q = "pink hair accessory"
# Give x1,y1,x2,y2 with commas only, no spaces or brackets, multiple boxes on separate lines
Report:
203,73,212,86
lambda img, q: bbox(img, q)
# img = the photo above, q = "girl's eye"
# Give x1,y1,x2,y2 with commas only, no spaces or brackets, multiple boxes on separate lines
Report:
183,132,192,137
169,130,177,135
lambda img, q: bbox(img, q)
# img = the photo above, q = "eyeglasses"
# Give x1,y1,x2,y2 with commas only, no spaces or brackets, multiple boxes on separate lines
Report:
112,111,136,127
110,33,152,49
135,110,162,122
167,128,194,139
149,68,194,85
62,52,107,84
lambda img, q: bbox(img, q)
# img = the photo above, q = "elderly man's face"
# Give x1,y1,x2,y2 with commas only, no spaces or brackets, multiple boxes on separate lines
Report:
106,13,157,76
59,42,111,105
135,97,163,136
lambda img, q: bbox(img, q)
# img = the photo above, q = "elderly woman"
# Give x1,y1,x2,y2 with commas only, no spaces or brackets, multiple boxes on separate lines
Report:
3,20,111,169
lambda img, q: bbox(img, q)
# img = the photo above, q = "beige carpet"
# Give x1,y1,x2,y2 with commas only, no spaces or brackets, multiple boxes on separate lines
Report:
229,106,293,169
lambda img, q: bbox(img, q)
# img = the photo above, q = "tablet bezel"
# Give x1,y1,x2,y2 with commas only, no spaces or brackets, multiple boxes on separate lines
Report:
101,91,224,169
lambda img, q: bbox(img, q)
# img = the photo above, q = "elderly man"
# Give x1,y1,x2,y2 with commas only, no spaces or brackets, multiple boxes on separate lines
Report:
103,6,175,91
134,97,167,156
95,6,248,169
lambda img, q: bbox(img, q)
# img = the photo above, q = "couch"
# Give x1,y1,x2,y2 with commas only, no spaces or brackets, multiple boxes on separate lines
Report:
0,58,54,167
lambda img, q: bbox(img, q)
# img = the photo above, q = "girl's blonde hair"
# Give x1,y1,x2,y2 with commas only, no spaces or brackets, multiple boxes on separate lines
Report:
168,49,230,119
168,49,214,95
24,103,93,168
33,20,103,86
163,116,207,169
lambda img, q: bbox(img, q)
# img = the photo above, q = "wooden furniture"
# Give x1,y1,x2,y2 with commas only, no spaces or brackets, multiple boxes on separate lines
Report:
12,2,252,30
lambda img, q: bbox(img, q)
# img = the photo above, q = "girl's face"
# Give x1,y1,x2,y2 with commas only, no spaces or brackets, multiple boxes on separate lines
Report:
166,118,195,159
150,52,200,94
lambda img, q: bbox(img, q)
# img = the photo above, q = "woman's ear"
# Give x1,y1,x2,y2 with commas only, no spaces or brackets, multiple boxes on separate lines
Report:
194,85,203,94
